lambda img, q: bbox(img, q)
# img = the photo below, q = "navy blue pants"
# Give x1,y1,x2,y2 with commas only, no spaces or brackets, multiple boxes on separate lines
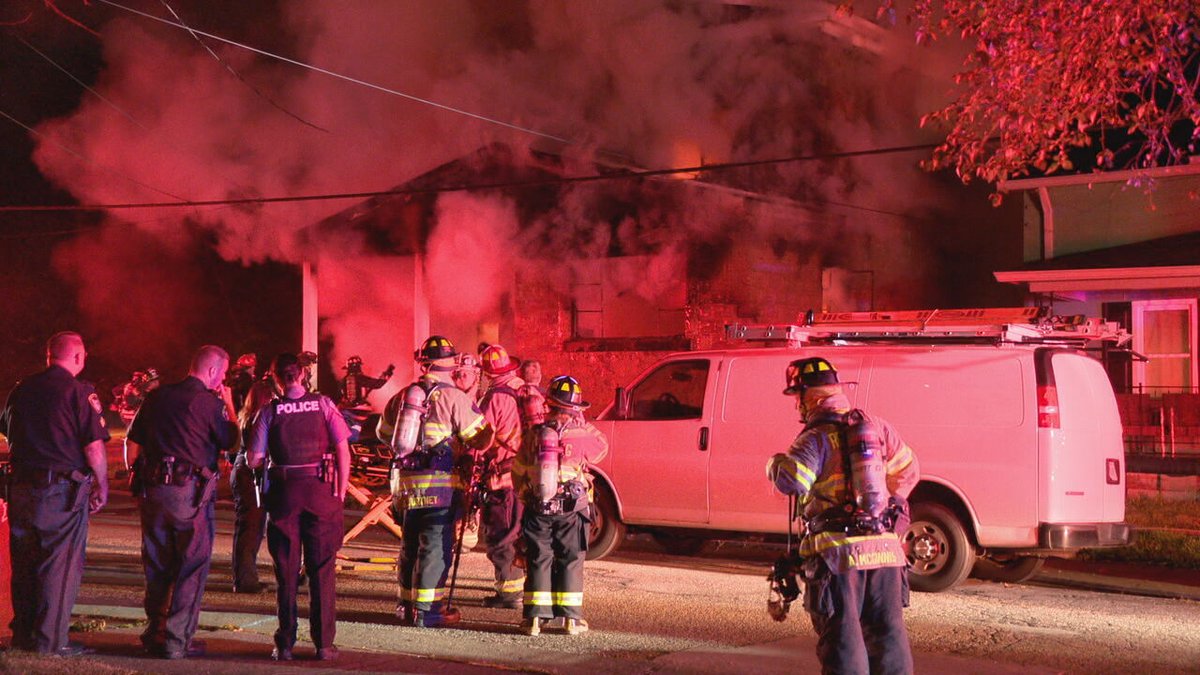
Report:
139,480,216,654
521,507,587,620
265,474,343,650
230,455,266,591
399,503,459,612
481,487,525,597
7,480,90,654
804,562,913,675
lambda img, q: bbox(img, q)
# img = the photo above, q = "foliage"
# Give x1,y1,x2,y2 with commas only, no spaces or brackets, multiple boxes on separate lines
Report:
852,1,1200,188
1079,495,1200,569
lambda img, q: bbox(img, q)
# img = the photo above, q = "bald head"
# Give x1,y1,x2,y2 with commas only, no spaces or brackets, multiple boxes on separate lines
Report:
46,331,86,376
190,345,231,390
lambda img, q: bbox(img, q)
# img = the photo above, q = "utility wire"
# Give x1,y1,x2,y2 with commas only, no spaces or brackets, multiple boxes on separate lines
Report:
0,106,192,203
95,0,574,146
156,0,328,133
12,33,147,130
0,142,939,212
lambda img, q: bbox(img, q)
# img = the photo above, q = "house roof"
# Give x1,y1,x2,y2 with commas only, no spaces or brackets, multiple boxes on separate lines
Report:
994,231,1200,292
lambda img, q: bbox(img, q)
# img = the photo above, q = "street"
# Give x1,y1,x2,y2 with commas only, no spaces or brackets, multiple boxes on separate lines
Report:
5,484,1190,674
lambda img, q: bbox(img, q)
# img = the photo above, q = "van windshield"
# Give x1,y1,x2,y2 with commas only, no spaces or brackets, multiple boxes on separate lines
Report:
624,359,709,420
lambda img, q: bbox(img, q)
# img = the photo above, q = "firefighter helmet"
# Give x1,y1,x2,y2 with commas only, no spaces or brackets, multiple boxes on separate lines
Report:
547,375,590,410
297,351,318,367
416,335,457,362
454,353,480,373
345,355,363,371
479,344,519,376
783,357,838,395
236,353,257,369
144,368,160,382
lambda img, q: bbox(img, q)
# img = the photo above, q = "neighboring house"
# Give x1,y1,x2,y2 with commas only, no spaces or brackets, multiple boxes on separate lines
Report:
996,166,1200,462
308,143,1018,412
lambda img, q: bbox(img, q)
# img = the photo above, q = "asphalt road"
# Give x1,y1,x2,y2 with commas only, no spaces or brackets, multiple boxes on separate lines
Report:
0,484,1191,675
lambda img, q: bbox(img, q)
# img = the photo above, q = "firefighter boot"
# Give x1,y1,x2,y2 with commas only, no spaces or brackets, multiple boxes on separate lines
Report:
413,604,461,628
565,618,589,636
522,617,542,636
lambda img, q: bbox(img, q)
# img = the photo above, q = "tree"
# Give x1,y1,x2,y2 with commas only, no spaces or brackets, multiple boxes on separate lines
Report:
862,1,1200,189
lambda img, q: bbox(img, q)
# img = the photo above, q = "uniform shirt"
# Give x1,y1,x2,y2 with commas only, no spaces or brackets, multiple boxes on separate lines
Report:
769,391,919,572
127,376,237,470
0,364,109,472
248,391,349,466
513,413,609,502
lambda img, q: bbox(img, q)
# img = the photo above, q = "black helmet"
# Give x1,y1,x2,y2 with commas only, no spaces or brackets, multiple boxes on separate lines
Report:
416,335,457,361
783,357,839,395
547,375,590,410
345,355,363,371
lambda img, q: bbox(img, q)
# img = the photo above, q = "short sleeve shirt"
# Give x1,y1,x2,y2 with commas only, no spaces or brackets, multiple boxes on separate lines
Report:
127,376,237,470
0,364,110,472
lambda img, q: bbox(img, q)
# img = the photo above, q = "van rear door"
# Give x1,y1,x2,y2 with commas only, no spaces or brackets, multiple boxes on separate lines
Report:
603,358,715,525
1040,350,1126,524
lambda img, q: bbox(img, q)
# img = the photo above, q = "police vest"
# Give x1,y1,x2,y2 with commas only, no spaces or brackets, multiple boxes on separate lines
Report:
267,393,331,465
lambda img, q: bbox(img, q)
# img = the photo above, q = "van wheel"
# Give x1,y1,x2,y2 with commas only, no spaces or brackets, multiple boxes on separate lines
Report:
651,532,706,556
586,484,625,561
902,502,973,592
971,555,1045,584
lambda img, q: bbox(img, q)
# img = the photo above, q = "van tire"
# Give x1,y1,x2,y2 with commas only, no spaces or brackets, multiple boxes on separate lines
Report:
902,502,973,592
971,555,1045,584
586,484,625,561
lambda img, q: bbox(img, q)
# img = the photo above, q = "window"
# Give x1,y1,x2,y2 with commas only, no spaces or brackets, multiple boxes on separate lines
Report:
625,359,709,420
571,255,686,339
1132,299,1198,394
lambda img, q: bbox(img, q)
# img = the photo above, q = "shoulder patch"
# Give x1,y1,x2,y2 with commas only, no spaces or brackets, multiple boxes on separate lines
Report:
88,392,103,414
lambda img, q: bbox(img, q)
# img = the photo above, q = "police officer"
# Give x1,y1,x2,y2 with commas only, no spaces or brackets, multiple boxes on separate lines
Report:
388,336,492,627
512,376,608,636
230,379,277,594
766,357,920,675
1,332,109,656
126,345,238,659
247,353,350,661
475,344,527,609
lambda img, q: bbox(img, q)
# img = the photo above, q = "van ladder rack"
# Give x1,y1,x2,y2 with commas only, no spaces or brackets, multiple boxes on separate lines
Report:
725,307,1131,347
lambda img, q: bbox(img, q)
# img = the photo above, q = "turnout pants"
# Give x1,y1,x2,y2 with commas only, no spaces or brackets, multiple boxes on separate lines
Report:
398,502,459,613
139,481,216,654
482,487,525,598
8,480,90,653
265,474,343,650
804,561,913,675
521,507,587,620
230,454,266,591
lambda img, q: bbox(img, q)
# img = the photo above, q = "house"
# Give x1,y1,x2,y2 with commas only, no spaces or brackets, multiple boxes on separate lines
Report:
305,142,1019,412
996,165,1200,469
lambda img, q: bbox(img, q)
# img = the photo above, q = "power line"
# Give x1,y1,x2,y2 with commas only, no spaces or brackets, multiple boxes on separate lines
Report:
0,142,938,213
13,33,146,130
95,0,574,146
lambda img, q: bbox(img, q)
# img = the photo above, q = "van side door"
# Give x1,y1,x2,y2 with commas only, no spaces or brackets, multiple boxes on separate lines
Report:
606,358,715,525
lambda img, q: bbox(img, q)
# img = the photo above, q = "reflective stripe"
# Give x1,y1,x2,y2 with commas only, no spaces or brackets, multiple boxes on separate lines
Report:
498,577,525,593
394,473,456,490
398,586,414,602
460,414,486,440
553,592,583,607
780,459,816,491
524,591,552,606
801,531,900,556
888,444,915,472
414,587,446,603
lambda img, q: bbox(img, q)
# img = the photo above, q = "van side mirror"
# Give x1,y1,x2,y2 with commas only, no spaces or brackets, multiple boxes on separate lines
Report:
615,386,630,420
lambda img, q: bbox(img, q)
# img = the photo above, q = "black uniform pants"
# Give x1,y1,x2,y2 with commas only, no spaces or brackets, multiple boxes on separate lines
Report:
398,502,459,612
481,486,525,597
230,454,266,591
805,561,913,675
265,475,343,650
521,506,587,620
138,481,216,654
7,480,90,653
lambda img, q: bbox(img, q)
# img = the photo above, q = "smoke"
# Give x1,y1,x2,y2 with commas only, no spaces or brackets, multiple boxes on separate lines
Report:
26,0,968,382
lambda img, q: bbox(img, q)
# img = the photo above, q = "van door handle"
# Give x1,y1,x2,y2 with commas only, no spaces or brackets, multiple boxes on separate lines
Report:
698,426,709,451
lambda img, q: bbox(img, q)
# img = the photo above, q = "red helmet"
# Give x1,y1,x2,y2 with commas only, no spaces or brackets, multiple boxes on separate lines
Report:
236,353,257,369
479,344,519,376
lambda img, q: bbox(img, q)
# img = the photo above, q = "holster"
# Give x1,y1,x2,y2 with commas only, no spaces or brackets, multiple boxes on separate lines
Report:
195,466,217,508
68,469,93,512
129,456,147,498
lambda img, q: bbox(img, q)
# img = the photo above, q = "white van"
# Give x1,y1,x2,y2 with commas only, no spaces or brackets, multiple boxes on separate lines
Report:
583,311,1132,592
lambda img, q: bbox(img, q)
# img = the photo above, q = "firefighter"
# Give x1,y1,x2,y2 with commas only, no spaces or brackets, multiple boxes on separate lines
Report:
388,336,492,627
337,356,394,409
247,353,351,661
513,375,608,636
451,352,482,401
765,357,920,675
1,332,109,657
475,345,528,609
126,346,239,659
297,351,318,392
227,353,258,412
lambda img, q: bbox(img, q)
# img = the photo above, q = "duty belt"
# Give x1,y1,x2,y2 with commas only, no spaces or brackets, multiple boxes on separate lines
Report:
10,466,88,488
268,464,322,480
